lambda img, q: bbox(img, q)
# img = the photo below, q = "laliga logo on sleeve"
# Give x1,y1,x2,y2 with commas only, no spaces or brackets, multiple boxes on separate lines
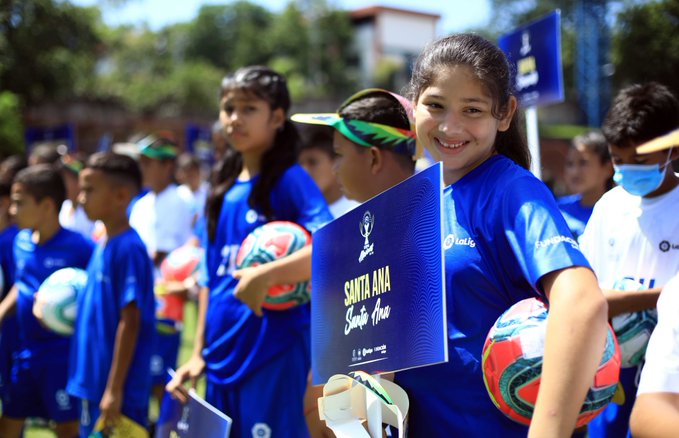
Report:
359,211,375,263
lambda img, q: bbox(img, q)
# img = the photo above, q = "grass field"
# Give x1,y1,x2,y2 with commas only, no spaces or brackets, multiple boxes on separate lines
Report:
24,299,202,437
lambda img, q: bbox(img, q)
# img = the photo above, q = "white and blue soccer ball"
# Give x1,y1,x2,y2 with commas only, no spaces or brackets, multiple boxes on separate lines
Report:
611,278,657,368
37,267,87,336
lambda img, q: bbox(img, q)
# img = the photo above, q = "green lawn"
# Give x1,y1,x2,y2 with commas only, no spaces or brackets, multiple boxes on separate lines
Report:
24,299,201,437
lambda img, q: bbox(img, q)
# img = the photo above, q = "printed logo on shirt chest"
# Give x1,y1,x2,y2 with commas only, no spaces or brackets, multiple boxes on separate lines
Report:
658,240,679,252
245,209,266,224
443,234,476,250
43,257,67,269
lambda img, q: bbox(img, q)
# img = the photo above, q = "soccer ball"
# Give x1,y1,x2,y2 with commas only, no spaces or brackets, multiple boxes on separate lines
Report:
160,245,203,282
610,278,657,368
236,221,311,311
37,267,87,336
482,297,621,427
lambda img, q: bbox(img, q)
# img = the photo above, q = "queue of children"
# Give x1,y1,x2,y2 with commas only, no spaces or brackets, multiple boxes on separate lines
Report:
0,30,677,438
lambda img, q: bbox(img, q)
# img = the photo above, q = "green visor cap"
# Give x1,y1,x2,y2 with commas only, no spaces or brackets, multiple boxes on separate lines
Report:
137,135,178,159
291,88,416,157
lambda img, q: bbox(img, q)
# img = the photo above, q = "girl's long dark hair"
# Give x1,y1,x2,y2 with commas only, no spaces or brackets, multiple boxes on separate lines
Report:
408,33,530,170
206,66,299,241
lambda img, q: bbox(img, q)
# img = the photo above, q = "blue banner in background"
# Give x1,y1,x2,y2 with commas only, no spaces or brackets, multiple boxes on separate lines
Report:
24,123,76,153
498,10,564,108
185,123,214,164
311,163,447,384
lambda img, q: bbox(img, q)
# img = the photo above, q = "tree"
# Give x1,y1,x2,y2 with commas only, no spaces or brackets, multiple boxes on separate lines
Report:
0,92,25,156
184,2,273,71
613,0,679,97
0,0,103,103
97,25,223,116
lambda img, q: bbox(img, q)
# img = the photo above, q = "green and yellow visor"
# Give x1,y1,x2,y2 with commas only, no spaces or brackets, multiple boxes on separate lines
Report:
291,88,417,158
137,135,178,160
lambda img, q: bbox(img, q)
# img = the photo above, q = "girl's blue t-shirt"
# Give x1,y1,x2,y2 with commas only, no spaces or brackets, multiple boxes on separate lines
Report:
67,227,156,408
14,227,94,361
203,164,332,386
395,155,591,436
557,193,594,238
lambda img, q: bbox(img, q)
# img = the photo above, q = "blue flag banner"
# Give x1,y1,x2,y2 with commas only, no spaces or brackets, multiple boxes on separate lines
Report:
311,162,447,384
498,10,565,108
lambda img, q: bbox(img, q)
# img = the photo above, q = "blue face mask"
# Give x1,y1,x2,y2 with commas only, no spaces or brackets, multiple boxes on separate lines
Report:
613,150,673,196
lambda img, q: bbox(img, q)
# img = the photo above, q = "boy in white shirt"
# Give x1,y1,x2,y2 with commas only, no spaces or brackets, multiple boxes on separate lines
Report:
128,135,194,423
580,82,679,438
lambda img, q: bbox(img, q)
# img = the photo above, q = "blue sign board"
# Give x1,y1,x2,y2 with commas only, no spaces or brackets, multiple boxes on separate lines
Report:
311,163,447,384
498,10,564,108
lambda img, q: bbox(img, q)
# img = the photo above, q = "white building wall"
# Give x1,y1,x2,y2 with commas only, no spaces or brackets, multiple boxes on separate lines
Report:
379,11,438,53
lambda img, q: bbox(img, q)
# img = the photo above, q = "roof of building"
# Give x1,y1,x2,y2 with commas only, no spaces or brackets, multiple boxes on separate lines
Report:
349,5,441,22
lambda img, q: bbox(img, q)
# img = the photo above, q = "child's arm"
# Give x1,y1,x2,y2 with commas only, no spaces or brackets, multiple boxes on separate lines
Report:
99,302,141,425
602,287,662,318
0,285,18,324
630,393,679,437
233,245,312,316
166,286,208,403
528,266,609,438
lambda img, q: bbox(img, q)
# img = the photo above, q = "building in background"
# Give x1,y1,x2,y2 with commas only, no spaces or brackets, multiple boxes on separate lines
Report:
350,6,440,91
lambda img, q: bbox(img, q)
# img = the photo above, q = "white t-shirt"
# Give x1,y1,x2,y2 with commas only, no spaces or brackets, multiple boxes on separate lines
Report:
328,195,359,219
59,200,96,240
637,276,679,394
178,181,209,219
129,183,194,256
580,184,679,289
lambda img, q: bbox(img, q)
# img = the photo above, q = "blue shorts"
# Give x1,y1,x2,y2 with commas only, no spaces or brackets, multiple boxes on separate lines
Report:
3,355,80,422
206,330,310,438
79,398,148,437
151,331,181,386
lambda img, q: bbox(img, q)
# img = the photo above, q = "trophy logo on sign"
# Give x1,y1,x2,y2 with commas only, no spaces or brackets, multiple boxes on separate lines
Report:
359,211,375,263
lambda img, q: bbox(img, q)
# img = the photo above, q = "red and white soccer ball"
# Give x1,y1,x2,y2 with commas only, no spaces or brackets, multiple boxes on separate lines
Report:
236,221,311,311
160,245,204,282
482,297,621,427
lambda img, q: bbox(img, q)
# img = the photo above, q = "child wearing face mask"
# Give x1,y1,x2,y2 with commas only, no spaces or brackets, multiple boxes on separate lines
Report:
579,82,679,438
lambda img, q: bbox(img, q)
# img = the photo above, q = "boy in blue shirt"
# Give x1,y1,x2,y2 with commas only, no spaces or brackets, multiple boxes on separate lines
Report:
0,164,93,438
0,160,24,409
66,152,156,436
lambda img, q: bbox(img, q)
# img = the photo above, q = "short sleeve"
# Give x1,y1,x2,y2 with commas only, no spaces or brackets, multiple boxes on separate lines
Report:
637,278,679,395
116,243,154,311
501,176,591,288
272,165,333,233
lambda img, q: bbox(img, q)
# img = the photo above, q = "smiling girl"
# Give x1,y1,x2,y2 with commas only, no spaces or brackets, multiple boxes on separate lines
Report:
394,34,610,437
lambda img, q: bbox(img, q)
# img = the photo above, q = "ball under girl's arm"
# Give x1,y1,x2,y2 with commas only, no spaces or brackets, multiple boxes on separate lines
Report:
529,266,608,438
233,245,312,316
